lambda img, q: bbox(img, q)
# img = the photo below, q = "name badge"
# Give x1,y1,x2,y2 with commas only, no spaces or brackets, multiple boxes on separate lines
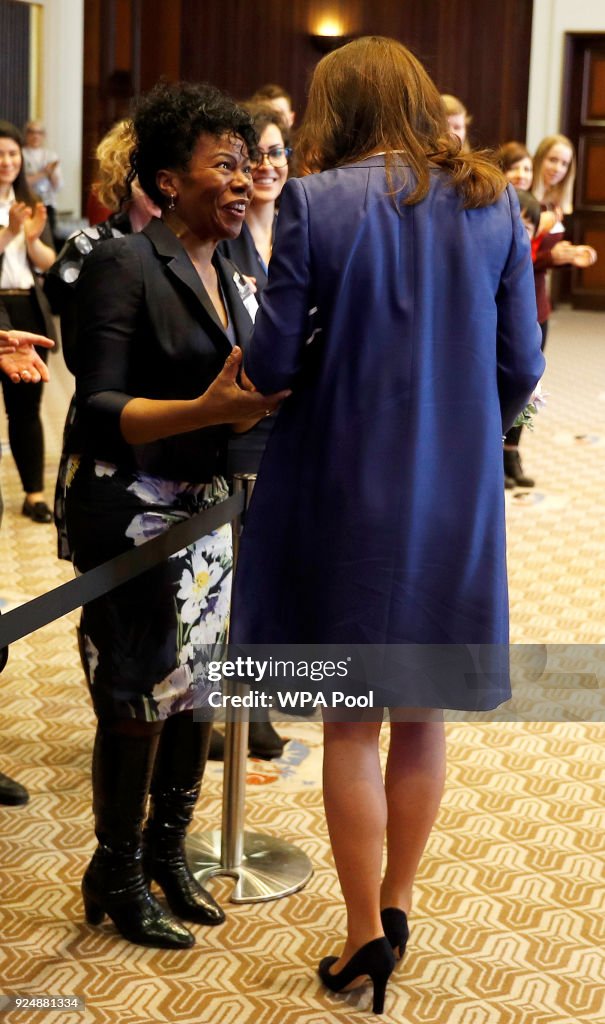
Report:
233,273,259,322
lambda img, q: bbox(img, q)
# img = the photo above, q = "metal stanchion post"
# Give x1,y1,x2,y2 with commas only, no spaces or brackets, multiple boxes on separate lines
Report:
186,473,313,902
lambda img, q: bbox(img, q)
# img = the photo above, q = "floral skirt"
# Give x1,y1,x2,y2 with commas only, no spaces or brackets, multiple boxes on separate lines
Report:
63,456,232,721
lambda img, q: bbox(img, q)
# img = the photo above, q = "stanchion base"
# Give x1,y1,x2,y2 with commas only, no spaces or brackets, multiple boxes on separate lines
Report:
186,830,313,903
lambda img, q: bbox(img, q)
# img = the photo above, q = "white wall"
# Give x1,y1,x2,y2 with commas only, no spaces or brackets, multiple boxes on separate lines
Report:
41,0,84,215
527,0,605,150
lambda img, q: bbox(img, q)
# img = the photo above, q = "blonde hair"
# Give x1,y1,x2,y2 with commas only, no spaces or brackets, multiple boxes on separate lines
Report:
296,36,505,209
532,134,576,214
441,94,472,121
93,120,136,211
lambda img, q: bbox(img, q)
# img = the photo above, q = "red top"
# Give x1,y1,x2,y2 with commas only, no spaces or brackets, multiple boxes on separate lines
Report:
531,230,562,324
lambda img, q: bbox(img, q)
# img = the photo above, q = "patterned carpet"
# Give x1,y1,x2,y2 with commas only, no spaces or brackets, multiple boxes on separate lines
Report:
0,308,603,1023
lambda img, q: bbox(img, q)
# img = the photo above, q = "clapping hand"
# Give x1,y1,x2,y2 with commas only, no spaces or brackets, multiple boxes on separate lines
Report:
6,201,32,237
23,203,48,244
572,245,597,268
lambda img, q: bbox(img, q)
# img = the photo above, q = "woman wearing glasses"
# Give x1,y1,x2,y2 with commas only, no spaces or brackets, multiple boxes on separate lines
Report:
221,104,291,291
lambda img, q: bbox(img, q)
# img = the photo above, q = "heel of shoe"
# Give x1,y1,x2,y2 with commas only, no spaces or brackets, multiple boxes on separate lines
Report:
371,970,390,1014
318,936,395,1012
82,886,105,926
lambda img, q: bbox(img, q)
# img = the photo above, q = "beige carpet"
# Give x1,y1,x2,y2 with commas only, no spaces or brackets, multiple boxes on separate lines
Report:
0,308,603,1023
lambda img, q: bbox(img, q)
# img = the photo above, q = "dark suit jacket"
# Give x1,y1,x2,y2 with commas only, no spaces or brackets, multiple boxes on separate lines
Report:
219,220,273,293
71,217,254,481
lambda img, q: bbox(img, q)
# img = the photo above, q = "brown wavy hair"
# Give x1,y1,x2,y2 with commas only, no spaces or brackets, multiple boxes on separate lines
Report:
241,103,291,149
296,36,506,209
496,140,531,173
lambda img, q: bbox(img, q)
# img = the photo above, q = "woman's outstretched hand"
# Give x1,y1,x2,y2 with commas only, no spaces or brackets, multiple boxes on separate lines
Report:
0,330,54,382
0,345,52,383
198,346,290,428
0,329,55,355
120,346,291,446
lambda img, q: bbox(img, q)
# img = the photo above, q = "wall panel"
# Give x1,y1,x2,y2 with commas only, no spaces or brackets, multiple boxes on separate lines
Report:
179,0,533,148
82,0,534,209
0,0,30,128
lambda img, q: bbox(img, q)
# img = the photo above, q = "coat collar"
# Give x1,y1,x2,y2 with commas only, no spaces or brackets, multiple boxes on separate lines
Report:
143,217,251,349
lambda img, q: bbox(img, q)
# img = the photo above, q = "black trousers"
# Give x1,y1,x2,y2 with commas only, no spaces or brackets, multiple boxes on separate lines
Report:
0,292,48,494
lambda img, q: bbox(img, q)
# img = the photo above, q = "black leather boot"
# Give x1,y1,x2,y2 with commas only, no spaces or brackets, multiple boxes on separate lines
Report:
0,770,29,806
82,723,195,949
143,714,225,926
503,448,535,488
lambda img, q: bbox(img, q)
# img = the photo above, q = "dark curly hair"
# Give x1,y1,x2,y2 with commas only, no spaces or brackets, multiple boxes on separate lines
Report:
0,120,37,205
131,81,258,208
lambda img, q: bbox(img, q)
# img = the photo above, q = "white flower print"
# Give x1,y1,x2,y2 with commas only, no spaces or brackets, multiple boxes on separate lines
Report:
177,548,225,624
125,511,172,546
128,474,182,506
94,461,117,478
151,665,192,719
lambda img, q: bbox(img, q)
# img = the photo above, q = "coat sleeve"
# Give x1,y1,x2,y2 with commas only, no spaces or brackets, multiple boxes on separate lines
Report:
246,177,312,393
496,186,545,433
74,240,143,448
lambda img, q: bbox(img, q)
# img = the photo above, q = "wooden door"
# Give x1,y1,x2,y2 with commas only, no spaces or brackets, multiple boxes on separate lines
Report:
562,33,605,310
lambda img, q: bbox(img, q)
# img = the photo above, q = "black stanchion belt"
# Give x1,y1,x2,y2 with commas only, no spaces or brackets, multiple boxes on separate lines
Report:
0,491,245,650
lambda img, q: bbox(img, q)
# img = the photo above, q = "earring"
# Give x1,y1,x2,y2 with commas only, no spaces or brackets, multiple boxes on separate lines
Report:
167,192,177,211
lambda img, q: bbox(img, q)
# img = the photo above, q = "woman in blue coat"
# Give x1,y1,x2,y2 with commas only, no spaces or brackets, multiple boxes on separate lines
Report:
232,37,544,1012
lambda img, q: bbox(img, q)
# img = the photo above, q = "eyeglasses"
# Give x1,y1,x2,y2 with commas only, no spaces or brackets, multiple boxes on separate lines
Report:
249,146,292,170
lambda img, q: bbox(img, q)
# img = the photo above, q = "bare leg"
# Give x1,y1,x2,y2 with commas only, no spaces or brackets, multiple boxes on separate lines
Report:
322,719,386,971
380,719,446,915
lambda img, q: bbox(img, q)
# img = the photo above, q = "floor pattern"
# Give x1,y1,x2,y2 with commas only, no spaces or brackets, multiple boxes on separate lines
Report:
0,308,603,1023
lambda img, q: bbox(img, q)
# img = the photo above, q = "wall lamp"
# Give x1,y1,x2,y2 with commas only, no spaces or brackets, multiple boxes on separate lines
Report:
310,16,352,53
310,32,353,54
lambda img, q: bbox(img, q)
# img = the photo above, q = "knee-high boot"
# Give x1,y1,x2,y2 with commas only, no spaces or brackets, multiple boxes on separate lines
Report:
143,713,225,925
82,722,195,948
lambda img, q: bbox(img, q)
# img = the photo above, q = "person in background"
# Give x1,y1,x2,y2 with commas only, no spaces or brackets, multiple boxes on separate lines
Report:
221,104,291,290
218,102,292,761
250,83,296,128
0,298,55,804
22,121,63,249
497,140,596,487
531,133,576,222
0,120,56,524
441,93,471,149
232,36,544,1013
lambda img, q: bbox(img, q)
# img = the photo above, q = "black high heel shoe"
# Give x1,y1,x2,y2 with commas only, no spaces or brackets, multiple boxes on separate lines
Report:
318,936,395,1014
381,907,409,960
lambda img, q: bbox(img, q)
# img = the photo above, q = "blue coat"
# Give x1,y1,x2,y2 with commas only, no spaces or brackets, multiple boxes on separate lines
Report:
231,158,544,708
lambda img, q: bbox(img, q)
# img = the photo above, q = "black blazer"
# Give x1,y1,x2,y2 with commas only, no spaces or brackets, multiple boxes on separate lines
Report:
219,222,270,293
71,217,254,482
